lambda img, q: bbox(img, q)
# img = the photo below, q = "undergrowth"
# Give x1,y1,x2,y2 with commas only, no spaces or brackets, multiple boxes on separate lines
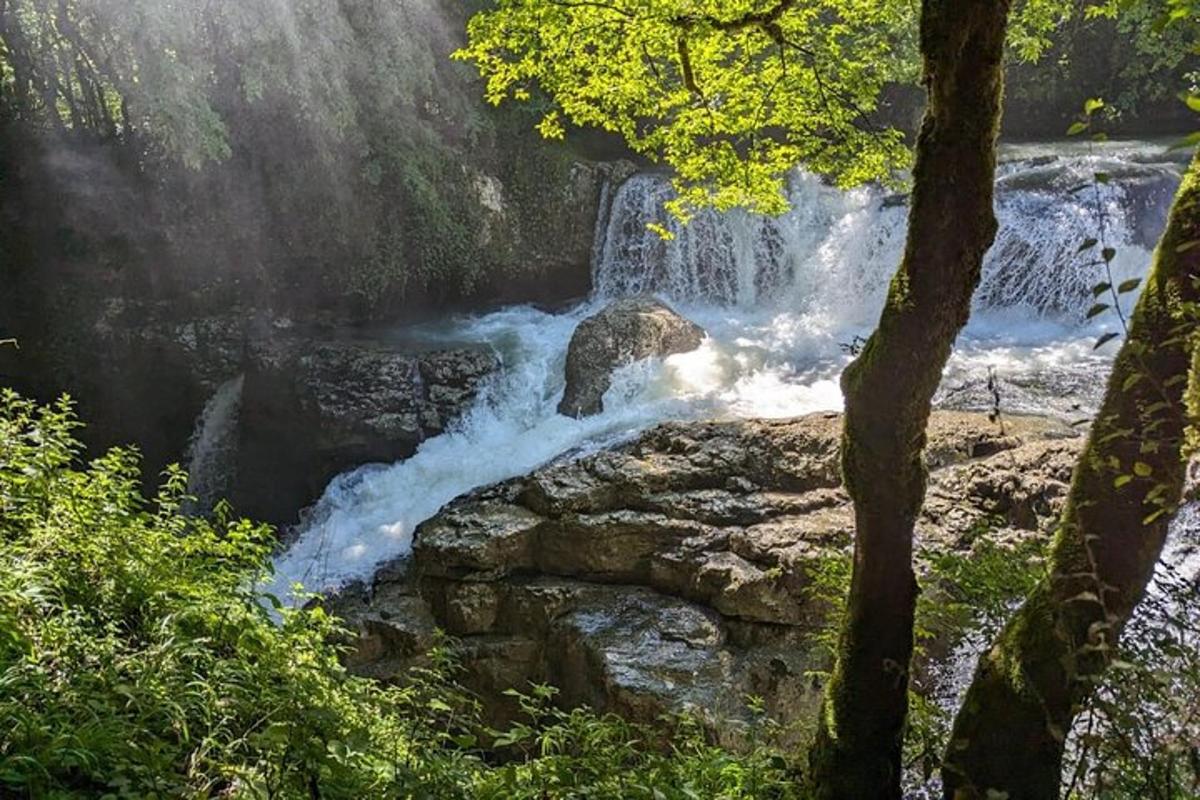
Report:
0,389,799,799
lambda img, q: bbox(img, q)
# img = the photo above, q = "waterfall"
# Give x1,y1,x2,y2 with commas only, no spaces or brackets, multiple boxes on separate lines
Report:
594,143,1180,323
270,140,1182,599
185,375,244,514
593,171,907,323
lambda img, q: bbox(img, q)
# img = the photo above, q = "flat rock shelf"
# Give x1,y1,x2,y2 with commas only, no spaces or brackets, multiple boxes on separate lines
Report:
328,410,1082,747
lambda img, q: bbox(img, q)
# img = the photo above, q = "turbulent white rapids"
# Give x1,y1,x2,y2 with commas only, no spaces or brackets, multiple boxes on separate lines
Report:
267,140,1185,601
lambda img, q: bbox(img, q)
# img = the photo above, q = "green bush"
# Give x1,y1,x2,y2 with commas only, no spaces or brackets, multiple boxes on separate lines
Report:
0,390,415,797
0,389,800,799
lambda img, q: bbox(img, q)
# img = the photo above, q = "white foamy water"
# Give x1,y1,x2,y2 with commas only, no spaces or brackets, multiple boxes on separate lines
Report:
185,374,244,514
267,141,1184,601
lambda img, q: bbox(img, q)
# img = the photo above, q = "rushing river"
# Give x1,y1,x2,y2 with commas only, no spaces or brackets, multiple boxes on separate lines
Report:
266,140,1186,601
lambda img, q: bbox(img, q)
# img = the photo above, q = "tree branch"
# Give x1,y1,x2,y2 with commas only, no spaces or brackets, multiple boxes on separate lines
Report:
673,0,799,32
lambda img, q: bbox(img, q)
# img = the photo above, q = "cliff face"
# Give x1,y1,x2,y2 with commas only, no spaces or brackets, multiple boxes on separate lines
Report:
0,0,634,496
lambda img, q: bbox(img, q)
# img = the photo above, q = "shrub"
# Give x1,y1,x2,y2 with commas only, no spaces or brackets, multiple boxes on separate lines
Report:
0,389,800,798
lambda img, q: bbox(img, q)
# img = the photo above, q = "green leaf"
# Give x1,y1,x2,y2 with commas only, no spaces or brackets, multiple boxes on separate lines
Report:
1133,462,1153,477
1086,303,1110,319
1143,508,1171,525
1085,98,1105,114
1114,474,1134,489
1080,238,1100,254
1091,280,1110,297
1066,121,1090,136
1102,247,1117,263
1117,279,1141,294
1094,332,1120,350
1094,171,1110,184
1168,131,1200,151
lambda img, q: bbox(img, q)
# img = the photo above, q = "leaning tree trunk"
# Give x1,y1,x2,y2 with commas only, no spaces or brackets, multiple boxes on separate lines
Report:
942,151,1200,799
806,1,1011,797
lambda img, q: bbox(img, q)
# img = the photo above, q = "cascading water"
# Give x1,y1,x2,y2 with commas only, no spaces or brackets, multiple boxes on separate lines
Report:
185,374,245,514
268,141,1184,601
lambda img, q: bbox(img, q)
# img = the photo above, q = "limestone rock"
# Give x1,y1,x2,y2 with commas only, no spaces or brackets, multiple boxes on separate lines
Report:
235,337,498,523
558,297,704,418
340,410,1082,744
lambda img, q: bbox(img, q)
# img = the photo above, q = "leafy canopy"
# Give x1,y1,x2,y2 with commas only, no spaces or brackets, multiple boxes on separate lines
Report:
455,0,915,217
456,0,1078,219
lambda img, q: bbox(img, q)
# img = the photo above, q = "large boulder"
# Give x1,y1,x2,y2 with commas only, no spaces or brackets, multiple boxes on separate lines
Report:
558,297,704,418
234,338,498,524
329,411,1082,746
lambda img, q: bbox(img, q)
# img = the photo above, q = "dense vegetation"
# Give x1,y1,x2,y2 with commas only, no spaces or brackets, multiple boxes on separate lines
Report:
2,390,1196,798
0,0,593,316
0,389,805,798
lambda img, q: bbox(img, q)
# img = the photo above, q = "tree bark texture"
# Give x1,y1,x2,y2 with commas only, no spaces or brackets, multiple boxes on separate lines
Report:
942,150,1200,799
807,1,1011,797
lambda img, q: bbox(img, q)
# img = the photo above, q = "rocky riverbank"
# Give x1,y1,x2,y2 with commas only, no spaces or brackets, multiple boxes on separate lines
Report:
329,410,1082,745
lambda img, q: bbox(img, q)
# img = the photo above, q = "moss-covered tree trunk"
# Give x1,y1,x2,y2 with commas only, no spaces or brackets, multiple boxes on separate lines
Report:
941,151,1200,799
806,1,1011,797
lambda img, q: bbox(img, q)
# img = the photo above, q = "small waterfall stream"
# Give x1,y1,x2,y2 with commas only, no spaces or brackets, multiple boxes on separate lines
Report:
184,374,244,514
268,141,1186,602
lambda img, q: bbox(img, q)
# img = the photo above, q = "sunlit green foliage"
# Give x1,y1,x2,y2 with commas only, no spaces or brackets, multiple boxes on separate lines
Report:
455,0,917,217
0,390,803,798
1089,0,1199,115
0,390,412,796
1007,0,1200,127
454,0,1091,220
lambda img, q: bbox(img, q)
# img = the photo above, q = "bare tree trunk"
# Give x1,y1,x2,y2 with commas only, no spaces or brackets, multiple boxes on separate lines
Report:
807,1,1011,797
943,150,1200,799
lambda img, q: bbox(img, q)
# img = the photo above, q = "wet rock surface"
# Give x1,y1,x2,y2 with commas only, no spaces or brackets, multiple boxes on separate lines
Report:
330,411,1082,744
234,337,498,524
1,296,503,519
558,297,704,418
